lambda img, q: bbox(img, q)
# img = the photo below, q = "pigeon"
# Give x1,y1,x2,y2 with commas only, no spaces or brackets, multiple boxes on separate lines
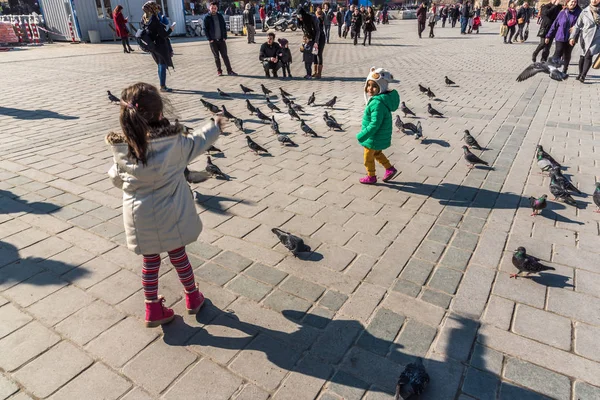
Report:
260,84,272,96
418,84,428,93
201,99,220,114
217,88,232,98
221,105,236,120
206,145,222,154
401,102,416,118
206,156,227,179
593,182,600,213
426,87,436,99
445,76,455,86
323,96,337,108
184,167,211,183
550,167,581,194
255,108,271,123
175,119,193,134
300,120,318,137
278,134,297,146
324,111,338,124
288,105,301,121
549,176,577,206
107,90,120,103
279,87,292,97
511,247,555,279
395,115,404,132
529,194,547,216
271,116,280,134
246,136,268,154
290,102,305,113
397,116,419,135
234,118,245,133
307,92,315,106
536,145,561,168
395,358,429,400
537,156,554,174
266,99,281,113
463,130,482,150
246,99,257,115
427,103,444,118
462,146,488,168
281,94,291,106
240,84,254,95
325,118,343,131
271,228,311,256
414,121,423,140
516,60,568,82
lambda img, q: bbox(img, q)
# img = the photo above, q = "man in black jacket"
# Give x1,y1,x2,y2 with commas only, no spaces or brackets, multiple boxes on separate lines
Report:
460,1,470,34
205,1,237,76
532,0,562,62
259,32,283,77
336,7,344,38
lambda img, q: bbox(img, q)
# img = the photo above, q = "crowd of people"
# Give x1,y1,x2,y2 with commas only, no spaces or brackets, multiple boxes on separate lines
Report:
416,1,483,39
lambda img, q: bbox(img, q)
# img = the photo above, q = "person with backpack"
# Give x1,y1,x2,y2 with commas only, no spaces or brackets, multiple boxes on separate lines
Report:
140,1,173,92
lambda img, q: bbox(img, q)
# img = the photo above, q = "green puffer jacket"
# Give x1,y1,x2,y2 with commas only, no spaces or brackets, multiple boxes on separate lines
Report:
357,90,400,150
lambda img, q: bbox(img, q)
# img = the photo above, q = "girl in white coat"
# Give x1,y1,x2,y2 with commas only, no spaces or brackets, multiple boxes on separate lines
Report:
106,82,222,327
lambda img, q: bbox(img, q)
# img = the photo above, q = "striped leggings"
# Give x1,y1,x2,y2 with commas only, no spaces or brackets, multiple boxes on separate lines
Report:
142,247,196,300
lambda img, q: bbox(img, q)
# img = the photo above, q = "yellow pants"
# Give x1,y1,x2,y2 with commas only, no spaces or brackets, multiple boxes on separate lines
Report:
363,148,392,177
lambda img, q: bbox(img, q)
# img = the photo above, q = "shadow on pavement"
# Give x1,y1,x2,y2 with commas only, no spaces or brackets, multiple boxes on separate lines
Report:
0,106,79,121
0,189,61,215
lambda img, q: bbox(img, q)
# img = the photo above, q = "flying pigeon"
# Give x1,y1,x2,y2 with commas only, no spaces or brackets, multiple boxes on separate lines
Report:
307,92,315,106
261,84,272,96
217,88,232,98
271,116,280,134
401,102,416,118
246,136,268,154
240,84,254,95
462,146,488,168
201,99,220,114
414,121,423,140
549,176,577,206
426,87,436,99
206,156,227,179
255,108,271,123
206,145,222,154
300,120,317,137
324,111,338,124
511,247,555,279
463,130,482,150
221,105,236,120
246,99,257,115
107,90,120,103
279,87,292,97
234,118,245,133
266,99,281,113
323,96,337,108
445,76,455,86
529,194,547,216
418,84,428,93
593,182,600,213
278,134,297,146
288,105,301,121
536,145,561,168
550,166,581,194
427,103,444,118
290,102,305,113
517,60,568,82
395,358,430,400
271,228,311,256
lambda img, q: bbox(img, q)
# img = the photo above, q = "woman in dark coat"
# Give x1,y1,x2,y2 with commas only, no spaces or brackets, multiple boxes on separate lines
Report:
417,2,427,38
532,0,562,62
351,6,363,45
113,5,134,53
297,6,323,78
363,6,375,45
142,1,174,92
503,3,517,44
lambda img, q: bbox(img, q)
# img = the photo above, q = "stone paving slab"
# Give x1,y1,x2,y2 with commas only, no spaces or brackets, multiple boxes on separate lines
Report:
0,15,599,400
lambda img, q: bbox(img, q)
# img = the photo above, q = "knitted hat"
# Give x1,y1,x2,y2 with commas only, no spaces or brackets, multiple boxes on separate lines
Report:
278,38,288,46
364,66,395,103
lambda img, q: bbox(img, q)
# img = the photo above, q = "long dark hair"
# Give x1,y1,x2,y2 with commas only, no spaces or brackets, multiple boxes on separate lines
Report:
113,5,123,15
119,82,165,165
297,7,316,40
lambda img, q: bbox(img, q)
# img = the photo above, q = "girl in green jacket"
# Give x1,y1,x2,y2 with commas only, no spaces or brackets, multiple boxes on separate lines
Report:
357,67,400,184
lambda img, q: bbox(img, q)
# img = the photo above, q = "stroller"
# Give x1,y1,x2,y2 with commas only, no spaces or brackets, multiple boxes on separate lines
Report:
472,16,481,33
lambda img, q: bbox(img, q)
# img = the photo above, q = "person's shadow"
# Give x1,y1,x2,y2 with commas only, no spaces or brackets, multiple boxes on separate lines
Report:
0,106,79,120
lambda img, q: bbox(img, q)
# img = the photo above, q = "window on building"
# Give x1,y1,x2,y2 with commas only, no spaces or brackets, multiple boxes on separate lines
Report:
96,0,113,19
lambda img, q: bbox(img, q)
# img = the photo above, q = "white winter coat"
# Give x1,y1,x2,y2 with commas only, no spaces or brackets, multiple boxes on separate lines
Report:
571,7,600,56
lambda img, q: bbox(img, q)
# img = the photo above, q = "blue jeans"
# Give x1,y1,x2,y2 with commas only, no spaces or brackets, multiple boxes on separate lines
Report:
158,64,167,87
460,16,468,33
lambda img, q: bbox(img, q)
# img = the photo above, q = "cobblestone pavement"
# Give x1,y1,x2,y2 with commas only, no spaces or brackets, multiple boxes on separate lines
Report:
1,17,599,400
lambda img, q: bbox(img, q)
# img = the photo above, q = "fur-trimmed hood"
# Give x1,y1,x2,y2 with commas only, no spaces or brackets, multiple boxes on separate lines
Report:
105,119,186,146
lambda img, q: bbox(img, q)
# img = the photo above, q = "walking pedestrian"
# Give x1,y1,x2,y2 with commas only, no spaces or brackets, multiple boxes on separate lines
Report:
113,5,134,53
461,1,471,34
571,0,600,82
504,3,518,44
486,5,493,22
452,4,460,27
441,5,448,27
547,0,582,74
532,0,562,62
106,82,223,327
351,6,363,45
314,8,327,77
141,1,173,92
516,2,531,42
259,4,266,31
357,67,399,185
205,1,237,76
323,2,333,44
363,6,376,45
428,6,437,38
344,5,353,38
243,3,256,44
417,2,427,38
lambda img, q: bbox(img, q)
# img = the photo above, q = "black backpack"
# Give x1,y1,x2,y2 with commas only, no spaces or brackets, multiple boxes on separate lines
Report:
135,24,156,53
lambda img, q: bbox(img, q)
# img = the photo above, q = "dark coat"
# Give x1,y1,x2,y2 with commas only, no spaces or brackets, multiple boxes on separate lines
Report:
243,10,255,26
461,3,470,18
113,11,129,38
417,6,427,22
145,15,173,68
364,10,375,32
517,7,531,24
351,12,363,32
300,42,313,63
537,3,562,37
204,12,228,41
259,41,283,61
280,47,292,63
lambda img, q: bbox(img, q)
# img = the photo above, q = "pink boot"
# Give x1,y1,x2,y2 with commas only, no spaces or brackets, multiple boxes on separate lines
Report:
145,296,175,328
185,284,205,314
382,167,398,182
359,175,377,184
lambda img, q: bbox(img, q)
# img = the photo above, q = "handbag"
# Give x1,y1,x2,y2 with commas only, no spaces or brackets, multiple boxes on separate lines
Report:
517,17,524,24
593,54,600,69
500,24,508,36
524,26,529,41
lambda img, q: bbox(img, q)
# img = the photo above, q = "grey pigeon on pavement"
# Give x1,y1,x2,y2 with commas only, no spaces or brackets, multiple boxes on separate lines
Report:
529,194,547,216
550,166,581,194
271,228,311,256
261,84,272,96
401,102,416,117
395,358,430,400
511,247,555,279
206,145,222,154
217,88,232,98
246,136,268,154
281,94,291,106
462,146,488,168
290,102,305,112
255,108,271,123
246,99,257,115
445,76,455,86
549,176,577,206
278,134,297,146
324,111,338,124
107,90,120,103
206,156,227,179
536,145,561,168
240,84,254,95
279,87,292,97
307,92,315,106
221,105,236,120
234,118,245,133
325,118,343,131
593,182,600,213
266,98,281,113
271,116,280,134
463,130,482,150
201,99,220,114
517,60,568,82
288,105,301,121
414,121,423,140
300,120,318,137
427,103,444,118
418,84,428,93
426,87,435,99
323,96,337,108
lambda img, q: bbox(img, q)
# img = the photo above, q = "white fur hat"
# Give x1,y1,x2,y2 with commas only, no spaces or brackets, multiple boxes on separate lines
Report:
364,66,395,103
